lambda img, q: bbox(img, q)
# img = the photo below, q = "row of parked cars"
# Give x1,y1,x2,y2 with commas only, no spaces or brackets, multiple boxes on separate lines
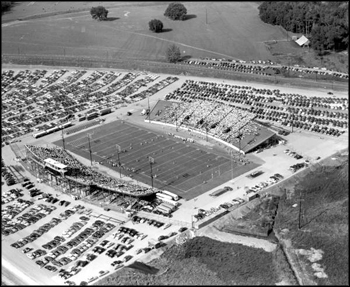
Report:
10,209,69,248
284,149,303,159
289,163,307,173
2,188,24,204
53,220,119,282
220,197,246,210
62,220,88,239
131,215,171,229
248,173,284,194
2,166,17,186
2,198,35,236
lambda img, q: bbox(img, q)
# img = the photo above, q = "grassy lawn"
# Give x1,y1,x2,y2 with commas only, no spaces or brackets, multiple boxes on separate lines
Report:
2,2,286,62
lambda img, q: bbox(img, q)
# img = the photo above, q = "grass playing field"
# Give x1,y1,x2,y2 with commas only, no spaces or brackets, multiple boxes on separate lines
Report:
2,2,287,62
53,120,260,200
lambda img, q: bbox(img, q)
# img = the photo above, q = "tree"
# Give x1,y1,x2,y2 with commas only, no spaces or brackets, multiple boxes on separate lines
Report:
149,19,163,33
1,1,13,14
164,3,187,21
90,6,109,21
166,44,181,63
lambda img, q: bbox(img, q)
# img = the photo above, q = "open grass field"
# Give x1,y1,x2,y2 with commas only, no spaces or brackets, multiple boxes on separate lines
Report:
2,2,288,62
53,120,260,200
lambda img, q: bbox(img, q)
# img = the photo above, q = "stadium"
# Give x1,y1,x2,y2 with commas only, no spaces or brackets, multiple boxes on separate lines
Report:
23,104,272,202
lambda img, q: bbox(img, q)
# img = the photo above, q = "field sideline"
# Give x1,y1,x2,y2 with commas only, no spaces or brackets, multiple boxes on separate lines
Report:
2,2,287,62
53,120,260,199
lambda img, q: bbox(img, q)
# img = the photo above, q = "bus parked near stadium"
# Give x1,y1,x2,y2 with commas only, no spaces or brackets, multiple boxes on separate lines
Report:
160,190,180,201
44,158,68,175
158,196,179,207
32,130,48,139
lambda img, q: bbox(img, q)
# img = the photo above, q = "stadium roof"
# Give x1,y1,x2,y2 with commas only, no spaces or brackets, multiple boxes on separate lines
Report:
44,158,67,169
295,35,310,46
239,123,276,154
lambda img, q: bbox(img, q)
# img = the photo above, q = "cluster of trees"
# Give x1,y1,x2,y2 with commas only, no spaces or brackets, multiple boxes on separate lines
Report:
164,2,187,21
149,19,163,33
90,6,109,21
258,2,349,53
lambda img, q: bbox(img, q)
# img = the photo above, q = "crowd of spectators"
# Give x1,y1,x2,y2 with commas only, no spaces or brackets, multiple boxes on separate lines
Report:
25,145,157,197
180,58,348,80
164,80,347,137
157,99,258,145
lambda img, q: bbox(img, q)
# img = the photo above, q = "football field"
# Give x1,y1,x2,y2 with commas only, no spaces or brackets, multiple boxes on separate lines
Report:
53,120,260,199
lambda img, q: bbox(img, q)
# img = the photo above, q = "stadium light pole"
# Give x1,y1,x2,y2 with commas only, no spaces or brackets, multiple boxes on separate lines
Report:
149,156,154,188
115,144,122,178
87,133,93,166
61,128,66,150
230,150,234,180
147,94,151,123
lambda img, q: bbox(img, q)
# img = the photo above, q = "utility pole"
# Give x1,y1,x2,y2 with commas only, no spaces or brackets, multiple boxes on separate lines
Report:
298,189,302,229
115,144,122,178
87,133,93,166
206,7,207,25
149,156,154,188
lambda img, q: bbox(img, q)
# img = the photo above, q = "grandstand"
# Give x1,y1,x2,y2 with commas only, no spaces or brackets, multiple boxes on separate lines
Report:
148,100,276,154
24,144,158,198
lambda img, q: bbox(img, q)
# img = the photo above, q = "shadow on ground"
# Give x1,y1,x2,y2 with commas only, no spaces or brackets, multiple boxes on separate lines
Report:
105,17,119,21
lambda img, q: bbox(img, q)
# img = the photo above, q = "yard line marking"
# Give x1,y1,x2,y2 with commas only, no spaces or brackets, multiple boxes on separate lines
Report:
97,133,171,164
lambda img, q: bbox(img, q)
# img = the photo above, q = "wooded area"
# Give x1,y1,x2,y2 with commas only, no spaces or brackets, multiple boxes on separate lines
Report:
258,2,349,53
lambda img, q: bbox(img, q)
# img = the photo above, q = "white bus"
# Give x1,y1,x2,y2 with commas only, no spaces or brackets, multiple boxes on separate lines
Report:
32,130,48,139
156,192,173,202
44,158,68,175
46,126,60,134
59,121,72,130
160,190,179,201
156,205,172,214
158,197,179,207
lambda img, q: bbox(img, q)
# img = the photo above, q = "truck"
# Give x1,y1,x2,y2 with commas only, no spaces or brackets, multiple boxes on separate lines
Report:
141,108,150,116
99,108,112,116
86,112,99,121
156,205,172,214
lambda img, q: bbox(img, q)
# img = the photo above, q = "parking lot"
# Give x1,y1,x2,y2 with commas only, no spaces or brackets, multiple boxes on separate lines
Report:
2,146,188,285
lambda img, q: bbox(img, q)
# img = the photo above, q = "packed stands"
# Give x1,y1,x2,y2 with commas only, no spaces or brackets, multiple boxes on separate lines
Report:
25,145,158,197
